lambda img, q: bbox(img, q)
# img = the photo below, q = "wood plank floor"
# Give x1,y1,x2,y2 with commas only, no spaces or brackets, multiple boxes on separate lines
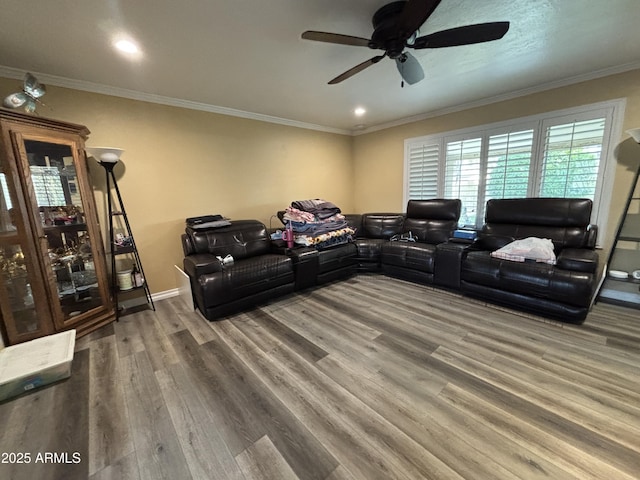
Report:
1,274,639,480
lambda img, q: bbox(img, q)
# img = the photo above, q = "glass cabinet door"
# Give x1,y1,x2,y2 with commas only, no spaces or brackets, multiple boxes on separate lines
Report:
0,161,54,341
0,112,114,345
20,139,108,328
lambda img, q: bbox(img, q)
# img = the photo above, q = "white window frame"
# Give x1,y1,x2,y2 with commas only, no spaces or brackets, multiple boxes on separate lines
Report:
403,99,626,247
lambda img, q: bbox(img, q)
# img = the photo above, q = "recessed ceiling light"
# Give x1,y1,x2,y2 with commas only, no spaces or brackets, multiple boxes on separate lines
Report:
354,107,366,116
114,39,140,55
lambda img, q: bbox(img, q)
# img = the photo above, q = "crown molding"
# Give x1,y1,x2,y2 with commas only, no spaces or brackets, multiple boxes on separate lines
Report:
3,62,639,138
353,61,640,135
0,65,351,136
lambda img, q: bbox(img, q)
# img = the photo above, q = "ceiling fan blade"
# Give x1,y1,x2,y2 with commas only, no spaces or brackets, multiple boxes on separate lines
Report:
396,0,442,39
413,22,510,49
328,54,386,84
395,52,424,85
302,31,371,47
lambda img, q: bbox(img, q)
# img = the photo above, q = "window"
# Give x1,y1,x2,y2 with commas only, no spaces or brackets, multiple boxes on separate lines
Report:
404,99,624,239
30,166,66,206
445,138,481,226
539,117,604,198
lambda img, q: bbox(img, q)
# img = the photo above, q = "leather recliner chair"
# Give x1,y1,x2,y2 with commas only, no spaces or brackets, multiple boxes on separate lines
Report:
460,198,599,324
181,220,295,320
380,199,462,284
346,213,405,271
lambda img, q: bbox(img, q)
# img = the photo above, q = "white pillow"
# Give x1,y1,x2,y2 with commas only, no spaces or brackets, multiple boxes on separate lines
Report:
490,237,556,265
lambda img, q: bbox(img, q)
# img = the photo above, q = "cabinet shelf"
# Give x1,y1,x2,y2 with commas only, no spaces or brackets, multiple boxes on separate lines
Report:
0,231,19,245
606,275,640,285
114,283,147,294
599,278,640,308
112,245,135,255
43,223,88,233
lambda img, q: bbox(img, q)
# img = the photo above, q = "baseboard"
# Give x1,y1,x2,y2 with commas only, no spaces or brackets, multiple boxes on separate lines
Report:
151,288,179,302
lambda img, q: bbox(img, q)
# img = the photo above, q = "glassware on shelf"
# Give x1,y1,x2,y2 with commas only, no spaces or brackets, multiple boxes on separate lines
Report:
0,245,39,334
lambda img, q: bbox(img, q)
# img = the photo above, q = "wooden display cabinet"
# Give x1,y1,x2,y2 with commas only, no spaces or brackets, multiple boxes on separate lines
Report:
0,109,115,345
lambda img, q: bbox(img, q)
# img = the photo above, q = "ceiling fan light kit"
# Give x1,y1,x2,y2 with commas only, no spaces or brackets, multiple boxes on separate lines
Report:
302,0,510,85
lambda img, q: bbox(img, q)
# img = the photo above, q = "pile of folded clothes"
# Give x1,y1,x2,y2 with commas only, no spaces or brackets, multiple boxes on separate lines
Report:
280,199,355,249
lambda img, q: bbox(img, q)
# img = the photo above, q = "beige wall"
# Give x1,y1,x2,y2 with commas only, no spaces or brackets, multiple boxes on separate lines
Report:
3,68,639,296
352,69,640,254
0,77,354,294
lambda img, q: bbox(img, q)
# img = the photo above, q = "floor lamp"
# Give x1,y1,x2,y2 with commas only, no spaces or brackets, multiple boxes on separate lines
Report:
86,147,154,318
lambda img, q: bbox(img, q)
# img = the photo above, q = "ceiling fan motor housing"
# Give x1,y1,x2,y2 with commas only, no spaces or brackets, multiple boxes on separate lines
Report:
370,1,411,58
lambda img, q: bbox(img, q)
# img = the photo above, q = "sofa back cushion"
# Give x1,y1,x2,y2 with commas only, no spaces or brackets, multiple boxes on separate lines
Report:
344,214,363,233
404,199,461,244
360,213,404,239
184,220,270,259
482,198,593,249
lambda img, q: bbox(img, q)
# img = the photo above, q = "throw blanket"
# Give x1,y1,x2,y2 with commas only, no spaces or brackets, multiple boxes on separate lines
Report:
282,204,347,235
491,237,556,265
291,199,341,220
294,227,355,247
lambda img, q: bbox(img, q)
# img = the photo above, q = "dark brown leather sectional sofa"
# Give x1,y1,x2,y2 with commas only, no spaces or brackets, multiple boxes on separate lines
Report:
182,198,599,324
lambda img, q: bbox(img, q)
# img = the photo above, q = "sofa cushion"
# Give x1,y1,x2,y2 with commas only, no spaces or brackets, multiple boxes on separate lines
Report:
404,199,461,244
483,198,593,249
198,254,294,308
406,199,461,220
461,251,594,308
353,238,387,260
316,243,357,274
381,242,437,273
186,220,270,259
360,213,404,239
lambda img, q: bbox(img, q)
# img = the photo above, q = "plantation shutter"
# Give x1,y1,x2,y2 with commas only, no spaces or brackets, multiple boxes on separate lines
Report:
539,118,605,198
485,129,534,199
444,138,481,227
407,142,439,199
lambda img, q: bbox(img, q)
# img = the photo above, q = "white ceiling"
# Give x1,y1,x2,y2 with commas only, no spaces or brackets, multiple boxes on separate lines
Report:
1,0,639,134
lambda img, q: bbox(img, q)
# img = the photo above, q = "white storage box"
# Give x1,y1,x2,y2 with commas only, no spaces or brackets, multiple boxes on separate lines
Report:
0,329,76,402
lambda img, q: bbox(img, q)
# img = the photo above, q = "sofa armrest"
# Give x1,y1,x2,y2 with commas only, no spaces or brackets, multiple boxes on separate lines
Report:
586,224,598,248
469,234,515,252
556,248,598,273
184,254,223,279
181,233,195,256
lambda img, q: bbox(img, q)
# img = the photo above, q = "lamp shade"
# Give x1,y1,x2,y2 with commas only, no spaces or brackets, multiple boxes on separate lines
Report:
86,147,124,163
627,128,640,144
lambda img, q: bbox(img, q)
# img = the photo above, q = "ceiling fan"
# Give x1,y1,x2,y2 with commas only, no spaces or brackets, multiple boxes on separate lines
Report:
301,0,510,85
